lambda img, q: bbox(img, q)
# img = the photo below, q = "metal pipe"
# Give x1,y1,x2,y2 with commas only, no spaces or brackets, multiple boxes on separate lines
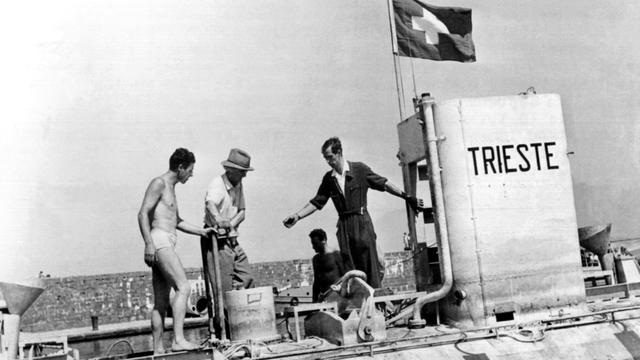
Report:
211,234,226,340
3,314,21,360
400,163,418,251
409,94,453,326
200,232,226,340
200,238,216,336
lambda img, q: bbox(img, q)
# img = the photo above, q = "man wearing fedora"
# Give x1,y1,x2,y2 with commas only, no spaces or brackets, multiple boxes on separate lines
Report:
202,148,255,293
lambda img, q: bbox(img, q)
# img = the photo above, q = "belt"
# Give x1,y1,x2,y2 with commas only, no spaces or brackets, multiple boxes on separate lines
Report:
340,206,366,217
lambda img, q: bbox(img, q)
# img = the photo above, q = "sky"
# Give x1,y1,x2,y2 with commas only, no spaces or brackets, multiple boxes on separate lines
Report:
1,0,639,278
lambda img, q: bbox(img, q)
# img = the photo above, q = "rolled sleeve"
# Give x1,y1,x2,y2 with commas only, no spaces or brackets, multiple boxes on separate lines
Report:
309,174,332,210
237,184,246,210
364,164,388,191
205,180,224,206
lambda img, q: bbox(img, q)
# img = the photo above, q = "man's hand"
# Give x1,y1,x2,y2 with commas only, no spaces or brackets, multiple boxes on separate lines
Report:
144,243,157,267
405,195,424,211
216,219,232,229
203,227,216,237
282,214,300,228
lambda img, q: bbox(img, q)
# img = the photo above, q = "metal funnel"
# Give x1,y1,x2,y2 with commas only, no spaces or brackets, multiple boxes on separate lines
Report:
578,224,612,257
0,278,45,315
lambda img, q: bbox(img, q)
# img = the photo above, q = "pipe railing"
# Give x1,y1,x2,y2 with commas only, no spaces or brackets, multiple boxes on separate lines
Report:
388,94,453,327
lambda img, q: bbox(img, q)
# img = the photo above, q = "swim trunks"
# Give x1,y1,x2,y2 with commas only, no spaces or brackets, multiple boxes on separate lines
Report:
151,228,177,250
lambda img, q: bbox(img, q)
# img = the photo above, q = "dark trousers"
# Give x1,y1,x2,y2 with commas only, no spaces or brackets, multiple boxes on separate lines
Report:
336,212,384,288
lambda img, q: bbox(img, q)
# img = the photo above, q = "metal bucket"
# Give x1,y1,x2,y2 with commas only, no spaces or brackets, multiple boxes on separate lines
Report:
225,286,277,341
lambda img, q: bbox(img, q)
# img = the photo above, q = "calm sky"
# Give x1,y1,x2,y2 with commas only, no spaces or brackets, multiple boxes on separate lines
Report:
2,0,639,278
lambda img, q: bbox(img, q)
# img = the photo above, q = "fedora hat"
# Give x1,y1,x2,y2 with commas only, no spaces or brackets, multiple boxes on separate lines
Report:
221,148,254,171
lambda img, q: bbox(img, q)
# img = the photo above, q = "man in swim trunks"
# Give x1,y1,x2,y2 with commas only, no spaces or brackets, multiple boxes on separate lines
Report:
138,148,215,353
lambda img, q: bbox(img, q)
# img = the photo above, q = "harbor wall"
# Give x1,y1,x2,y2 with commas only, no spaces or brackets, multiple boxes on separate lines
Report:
20,251,415,332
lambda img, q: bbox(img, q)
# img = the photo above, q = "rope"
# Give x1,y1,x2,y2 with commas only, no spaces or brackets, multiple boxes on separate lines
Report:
499,328,546,343
397,55,407,117
218,336,328,358
397,245,428,264
410,56,418,100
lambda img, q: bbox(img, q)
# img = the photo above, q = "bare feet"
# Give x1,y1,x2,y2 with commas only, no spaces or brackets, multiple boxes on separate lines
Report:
171,340,201,352
153,348,167,355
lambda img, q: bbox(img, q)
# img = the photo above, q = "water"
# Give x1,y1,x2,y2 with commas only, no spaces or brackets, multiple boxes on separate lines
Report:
71,327,210,359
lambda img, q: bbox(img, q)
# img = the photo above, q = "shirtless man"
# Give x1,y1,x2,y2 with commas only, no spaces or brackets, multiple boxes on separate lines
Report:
137,148,214,353
309,228,346,302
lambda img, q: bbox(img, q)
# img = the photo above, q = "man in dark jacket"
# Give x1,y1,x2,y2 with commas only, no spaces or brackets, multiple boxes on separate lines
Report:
283,137,422,288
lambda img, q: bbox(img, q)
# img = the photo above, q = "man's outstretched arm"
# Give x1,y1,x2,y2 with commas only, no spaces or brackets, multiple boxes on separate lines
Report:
363,163,424,211
177,215,213,237
384,182,424,211
282,203,318,228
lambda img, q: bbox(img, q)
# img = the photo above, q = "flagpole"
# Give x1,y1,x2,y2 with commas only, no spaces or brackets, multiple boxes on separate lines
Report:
397,55,407,117
410,57,418,100
386,0,404,121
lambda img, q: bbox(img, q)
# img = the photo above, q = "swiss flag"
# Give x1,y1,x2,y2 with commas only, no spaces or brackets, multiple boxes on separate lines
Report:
393,0,476,62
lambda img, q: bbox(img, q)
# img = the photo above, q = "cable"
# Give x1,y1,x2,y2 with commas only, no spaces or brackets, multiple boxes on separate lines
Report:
409,56,418,100
214,337,328,359
254,336,327,355
400,328,413,339
397,245,428,264
499,329,546,343
105,340,134,357
384,297,417,322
